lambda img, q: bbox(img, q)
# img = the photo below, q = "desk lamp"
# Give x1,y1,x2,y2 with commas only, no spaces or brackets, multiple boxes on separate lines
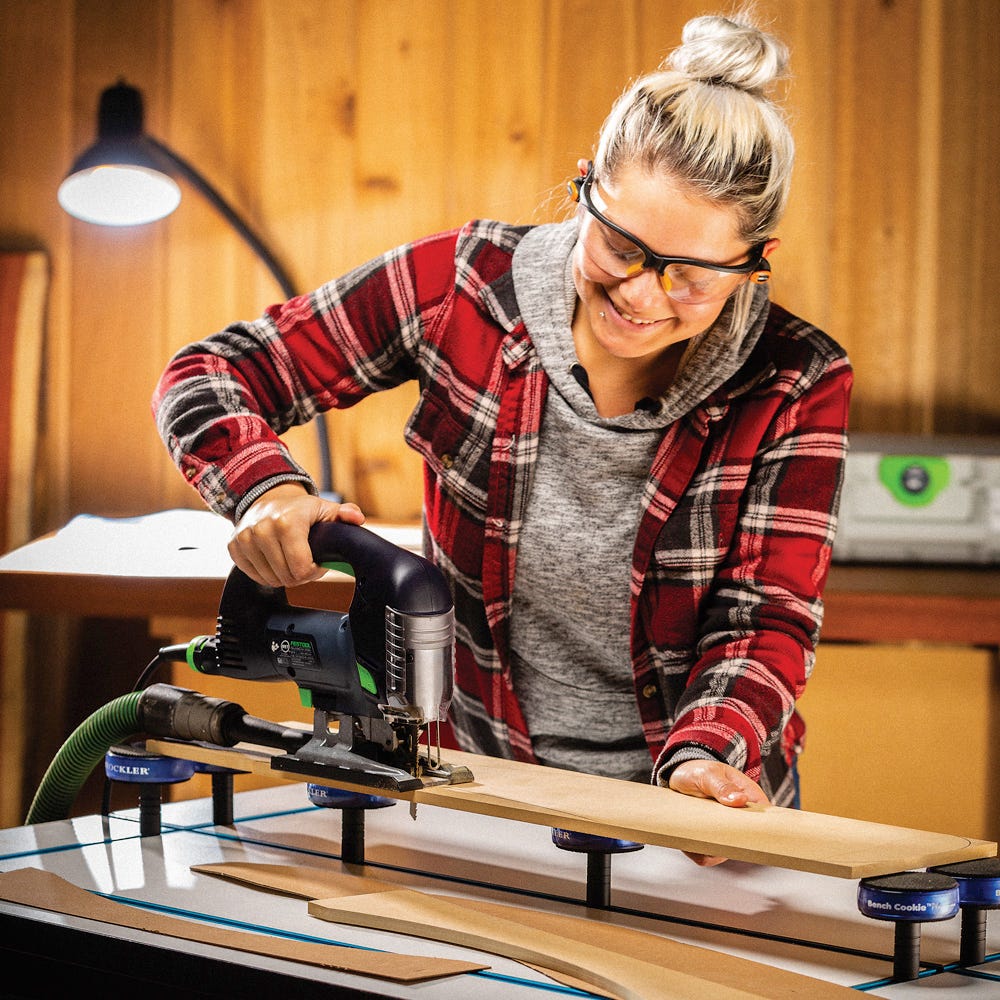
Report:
58,80,335,497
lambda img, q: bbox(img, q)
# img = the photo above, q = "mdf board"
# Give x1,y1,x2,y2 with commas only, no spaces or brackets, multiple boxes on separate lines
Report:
146,739,994,879
309,887,859,1000
797,642,999,843
0,868,485,986
194,862,859,999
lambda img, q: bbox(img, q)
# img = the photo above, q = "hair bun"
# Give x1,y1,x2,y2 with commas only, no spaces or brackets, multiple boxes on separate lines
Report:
668,12,788,94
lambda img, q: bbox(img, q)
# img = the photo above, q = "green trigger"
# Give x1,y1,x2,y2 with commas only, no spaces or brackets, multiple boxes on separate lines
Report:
321,560,355,577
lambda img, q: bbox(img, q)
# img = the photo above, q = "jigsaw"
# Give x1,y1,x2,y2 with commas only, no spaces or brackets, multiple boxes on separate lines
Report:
183,520,472,792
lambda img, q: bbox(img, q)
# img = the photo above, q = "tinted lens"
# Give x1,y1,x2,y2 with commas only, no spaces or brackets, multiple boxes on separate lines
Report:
662,263,740,304
584,214,646,277
583,216,740,302
580,208,752,305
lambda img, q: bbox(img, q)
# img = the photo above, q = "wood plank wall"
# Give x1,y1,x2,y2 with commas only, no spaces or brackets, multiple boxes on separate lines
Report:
1,0,999,830
1,0,998,531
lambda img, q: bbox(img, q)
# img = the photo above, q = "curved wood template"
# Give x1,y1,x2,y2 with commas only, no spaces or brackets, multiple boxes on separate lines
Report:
309,887,861,1000
147,739,997,878
0,867,485,984
197,861,861,999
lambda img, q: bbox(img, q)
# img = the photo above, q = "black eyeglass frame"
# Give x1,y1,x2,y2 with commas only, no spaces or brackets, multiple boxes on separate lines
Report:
568,164,771,283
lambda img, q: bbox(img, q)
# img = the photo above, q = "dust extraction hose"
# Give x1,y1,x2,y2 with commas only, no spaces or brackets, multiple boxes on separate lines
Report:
25,691,143,826
24,682,309,826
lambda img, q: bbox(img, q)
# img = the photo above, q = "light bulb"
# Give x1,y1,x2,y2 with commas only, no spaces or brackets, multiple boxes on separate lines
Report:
58,164,181,226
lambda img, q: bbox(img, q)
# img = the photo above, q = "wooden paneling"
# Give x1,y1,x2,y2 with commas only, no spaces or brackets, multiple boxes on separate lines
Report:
1,0,997,527
933,0,1000,432
1,1,999,826
66,0,175,515
0,0,73,534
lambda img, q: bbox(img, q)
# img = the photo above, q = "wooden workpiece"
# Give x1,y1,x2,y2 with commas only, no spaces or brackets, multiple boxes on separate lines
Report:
312,888,850,1000
0,867,486,984
193,861,861,999
146,738,996,879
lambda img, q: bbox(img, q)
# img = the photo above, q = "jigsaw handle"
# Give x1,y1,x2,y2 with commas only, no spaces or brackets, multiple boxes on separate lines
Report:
309,522,455,725
308,521,451,617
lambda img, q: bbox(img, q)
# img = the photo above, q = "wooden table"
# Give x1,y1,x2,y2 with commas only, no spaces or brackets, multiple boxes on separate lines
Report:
823,562,1000,646
0,509,370,618
0,556,356,618
2,510,999,646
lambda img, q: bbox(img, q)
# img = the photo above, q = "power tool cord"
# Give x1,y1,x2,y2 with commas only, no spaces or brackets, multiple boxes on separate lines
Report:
98,645,188,816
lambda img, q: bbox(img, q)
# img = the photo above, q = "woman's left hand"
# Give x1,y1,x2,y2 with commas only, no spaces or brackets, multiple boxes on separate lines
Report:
667,758,770,867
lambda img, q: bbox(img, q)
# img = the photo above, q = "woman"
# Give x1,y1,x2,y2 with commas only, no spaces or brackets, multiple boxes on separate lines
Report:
154,10,852,865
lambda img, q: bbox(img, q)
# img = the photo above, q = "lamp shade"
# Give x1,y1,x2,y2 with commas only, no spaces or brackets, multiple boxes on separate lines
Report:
58,82,182,226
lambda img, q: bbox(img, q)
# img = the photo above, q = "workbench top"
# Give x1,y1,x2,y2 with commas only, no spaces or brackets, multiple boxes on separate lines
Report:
1,783,997,997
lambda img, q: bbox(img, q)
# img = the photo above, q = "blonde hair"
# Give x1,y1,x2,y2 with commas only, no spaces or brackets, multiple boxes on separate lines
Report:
593,9,793,333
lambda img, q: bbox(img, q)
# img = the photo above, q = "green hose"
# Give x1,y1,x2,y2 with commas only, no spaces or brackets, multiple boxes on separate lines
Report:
25,691,143,825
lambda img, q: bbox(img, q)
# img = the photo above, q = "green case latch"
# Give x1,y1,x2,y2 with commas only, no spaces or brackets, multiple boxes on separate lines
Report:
878,455,950,507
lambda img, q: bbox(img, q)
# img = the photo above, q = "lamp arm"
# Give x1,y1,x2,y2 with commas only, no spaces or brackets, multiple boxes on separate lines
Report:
146,136,336,498
146,136,297,300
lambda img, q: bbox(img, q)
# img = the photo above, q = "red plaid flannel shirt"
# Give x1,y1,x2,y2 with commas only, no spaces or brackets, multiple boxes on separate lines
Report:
154,220,852,789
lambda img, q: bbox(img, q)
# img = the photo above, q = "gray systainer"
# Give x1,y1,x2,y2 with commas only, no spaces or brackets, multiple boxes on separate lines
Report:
834,433,1000,564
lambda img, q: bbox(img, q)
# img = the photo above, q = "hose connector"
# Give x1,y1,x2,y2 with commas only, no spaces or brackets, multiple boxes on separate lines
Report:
138,683,244,746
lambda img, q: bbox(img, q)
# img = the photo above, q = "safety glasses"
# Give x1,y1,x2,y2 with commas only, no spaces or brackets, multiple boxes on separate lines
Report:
568,164,770,304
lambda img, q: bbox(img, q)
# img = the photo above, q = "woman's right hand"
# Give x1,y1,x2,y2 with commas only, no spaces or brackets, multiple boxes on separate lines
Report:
228,483,366,588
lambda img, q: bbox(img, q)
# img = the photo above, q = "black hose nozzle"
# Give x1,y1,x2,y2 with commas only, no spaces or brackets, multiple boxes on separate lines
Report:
138,683,309,754
25,683,309,826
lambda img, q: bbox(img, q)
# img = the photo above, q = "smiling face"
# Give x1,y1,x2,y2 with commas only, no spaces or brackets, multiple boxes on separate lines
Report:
571,163,762,369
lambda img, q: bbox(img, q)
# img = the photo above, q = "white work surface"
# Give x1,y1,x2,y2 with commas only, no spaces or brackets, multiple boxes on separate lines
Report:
1,783,998,998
